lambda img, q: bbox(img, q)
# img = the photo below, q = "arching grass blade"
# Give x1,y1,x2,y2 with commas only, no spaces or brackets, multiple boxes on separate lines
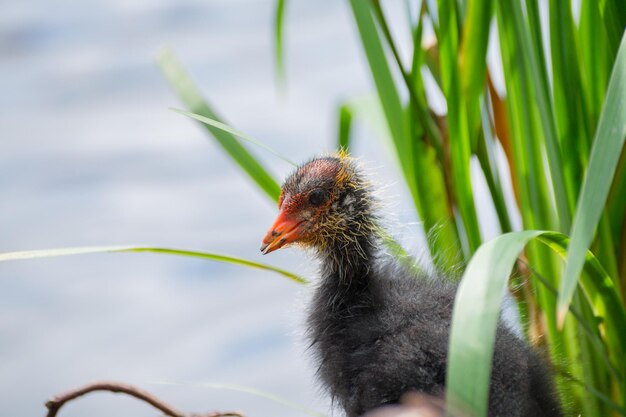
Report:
446,230,626,417
0,246,306,284
157,48,282,202
171,108,296,166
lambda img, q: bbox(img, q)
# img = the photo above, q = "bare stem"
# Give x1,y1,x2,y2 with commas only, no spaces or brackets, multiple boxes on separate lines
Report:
44,381,245,417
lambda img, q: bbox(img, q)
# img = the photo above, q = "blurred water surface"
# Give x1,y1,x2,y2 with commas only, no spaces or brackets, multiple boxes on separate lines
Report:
0,0,431,415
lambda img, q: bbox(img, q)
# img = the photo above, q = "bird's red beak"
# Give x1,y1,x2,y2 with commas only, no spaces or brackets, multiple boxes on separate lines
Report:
260,209,306,254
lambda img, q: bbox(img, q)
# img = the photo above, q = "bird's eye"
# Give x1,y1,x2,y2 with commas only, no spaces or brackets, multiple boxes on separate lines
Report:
308,189,329,206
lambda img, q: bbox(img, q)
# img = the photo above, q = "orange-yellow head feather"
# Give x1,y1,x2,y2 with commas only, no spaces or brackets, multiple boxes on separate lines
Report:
261,154,377,255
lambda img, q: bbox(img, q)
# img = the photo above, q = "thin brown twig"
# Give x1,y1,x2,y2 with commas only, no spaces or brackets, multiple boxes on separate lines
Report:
45,381,245,417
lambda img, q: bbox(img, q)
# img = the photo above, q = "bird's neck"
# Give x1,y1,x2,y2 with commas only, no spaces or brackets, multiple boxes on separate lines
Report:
314,182,381,310
316,230,379,309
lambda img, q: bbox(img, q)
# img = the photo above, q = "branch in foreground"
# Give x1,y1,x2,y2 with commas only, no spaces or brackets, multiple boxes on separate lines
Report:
45,381,245,417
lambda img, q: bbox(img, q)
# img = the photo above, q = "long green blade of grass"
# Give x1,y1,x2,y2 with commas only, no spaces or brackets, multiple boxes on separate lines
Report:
446,230,626,417
171,108,296,166
336,103,353,151
273,0,287,89
495,12,571,401
601,0,626,58
364,1,463,269
476,96,512,234
549,0,591,215
338,95,392,148
157,48,282,202
348,0,414,195
350,0,463,268
539,234,626,376
504,0,572,231
446,231,539,417
496,4,557,232
578,0,610,124
559,34,626,326
437,0,483,256
370,0,444,157
459,0,493,101
0,246,306,284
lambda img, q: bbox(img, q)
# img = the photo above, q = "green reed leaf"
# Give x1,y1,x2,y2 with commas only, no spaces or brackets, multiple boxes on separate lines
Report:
0,246,306,284
274,0,287,89
337,103,353,151
460,0,493,100
559,34,626,326
171,108,296,166
157,48,282,202
446,230,626,417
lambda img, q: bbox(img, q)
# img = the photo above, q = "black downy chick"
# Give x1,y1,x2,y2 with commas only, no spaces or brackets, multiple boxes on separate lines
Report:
260,154,563,417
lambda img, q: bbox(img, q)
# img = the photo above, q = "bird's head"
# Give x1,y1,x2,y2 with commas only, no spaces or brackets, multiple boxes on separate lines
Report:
261,153,377,255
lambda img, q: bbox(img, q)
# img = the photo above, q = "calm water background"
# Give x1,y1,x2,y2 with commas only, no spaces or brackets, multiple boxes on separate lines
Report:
0,1,508,415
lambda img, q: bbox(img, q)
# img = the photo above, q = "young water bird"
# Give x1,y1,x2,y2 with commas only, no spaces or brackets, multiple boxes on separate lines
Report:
261,154,562,417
